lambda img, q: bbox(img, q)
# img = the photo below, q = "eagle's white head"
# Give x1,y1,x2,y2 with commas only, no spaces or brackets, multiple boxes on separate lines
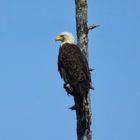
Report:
55,32,75,46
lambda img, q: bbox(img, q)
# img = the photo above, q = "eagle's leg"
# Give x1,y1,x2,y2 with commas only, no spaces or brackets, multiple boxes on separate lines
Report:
71,95,86,111
69,94,85,111
69,96,86,111
63,83,80,111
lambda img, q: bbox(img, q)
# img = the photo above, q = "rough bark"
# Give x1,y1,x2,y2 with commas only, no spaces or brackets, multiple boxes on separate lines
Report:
74,0,92,140
75,0,88,57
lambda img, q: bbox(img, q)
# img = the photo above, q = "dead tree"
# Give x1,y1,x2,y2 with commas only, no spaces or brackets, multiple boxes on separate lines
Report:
74,0,98,140
74,0,92,140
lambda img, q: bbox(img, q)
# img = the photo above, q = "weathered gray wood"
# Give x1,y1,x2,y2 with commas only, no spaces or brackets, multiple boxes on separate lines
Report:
75,0,88,57
74,0,92,140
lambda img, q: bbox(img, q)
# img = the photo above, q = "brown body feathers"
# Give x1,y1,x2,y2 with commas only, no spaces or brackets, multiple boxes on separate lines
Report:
58,43,91,105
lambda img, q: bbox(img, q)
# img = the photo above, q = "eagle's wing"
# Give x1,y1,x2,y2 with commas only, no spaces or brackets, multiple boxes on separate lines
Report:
58,47,68,82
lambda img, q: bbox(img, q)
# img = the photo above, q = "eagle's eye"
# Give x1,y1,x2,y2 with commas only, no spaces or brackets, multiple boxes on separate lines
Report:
60,35,65,41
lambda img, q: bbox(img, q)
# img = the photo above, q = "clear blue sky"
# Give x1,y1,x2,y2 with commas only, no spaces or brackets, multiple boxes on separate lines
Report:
0,0,139,140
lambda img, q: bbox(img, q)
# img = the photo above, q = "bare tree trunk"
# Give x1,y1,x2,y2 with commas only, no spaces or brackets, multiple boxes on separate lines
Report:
74,0,92,140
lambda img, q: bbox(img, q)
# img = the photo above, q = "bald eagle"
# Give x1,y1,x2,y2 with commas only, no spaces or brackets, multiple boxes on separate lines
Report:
55,32,92,109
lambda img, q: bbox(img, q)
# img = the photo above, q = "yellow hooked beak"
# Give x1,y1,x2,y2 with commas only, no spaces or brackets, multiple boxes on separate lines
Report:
55,35,63,41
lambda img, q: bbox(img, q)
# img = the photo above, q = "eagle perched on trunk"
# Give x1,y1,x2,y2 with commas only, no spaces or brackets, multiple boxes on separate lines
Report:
55,32,92,109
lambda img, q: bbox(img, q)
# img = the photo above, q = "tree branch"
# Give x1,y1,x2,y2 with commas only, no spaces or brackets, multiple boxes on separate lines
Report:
88,24,100,31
